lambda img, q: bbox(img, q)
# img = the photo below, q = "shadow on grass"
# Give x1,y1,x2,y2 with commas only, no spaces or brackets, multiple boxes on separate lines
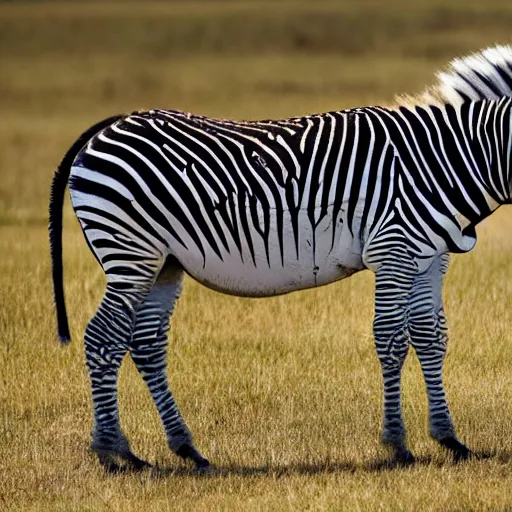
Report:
122,449,511,479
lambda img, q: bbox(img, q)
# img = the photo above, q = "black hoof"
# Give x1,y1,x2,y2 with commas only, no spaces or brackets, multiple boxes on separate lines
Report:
395,447,416,466
95,448,152,473
124,452,153,470
176,444,211,470
439,437,473,462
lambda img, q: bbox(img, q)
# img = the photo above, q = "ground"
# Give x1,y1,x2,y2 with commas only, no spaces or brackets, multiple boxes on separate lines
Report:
2,1,512,511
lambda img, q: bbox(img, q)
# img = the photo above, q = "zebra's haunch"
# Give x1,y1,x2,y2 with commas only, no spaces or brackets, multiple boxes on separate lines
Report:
50,45,512,470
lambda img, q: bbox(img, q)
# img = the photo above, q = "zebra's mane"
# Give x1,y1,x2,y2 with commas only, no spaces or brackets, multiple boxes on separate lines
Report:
396,45,512,109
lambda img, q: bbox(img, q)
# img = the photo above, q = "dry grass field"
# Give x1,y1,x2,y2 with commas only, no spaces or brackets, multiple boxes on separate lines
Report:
2,1,512,510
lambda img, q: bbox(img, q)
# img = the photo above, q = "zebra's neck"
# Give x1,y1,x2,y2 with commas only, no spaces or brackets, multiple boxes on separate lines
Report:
382,98,511,233
453,98,512,215
469,98,512,211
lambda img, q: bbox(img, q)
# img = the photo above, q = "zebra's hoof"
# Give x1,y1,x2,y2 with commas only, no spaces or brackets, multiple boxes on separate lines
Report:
124,452,154,470
394,447,416,466
176,444,210,470
439,437,473,462
195,458,211,473
95,447,153,473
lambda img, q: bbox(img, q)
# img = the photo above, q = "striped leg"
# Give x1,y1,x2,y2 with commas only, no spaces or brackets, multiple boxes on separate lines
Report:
75,212,167,470
87,281,156,471
130,265,209,470
373,252,416,463
408,254,471,461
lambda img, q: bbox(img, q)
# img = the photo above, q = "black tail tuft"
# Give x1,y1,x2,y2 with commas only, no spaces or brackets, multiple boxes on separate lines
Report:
49,114,126,344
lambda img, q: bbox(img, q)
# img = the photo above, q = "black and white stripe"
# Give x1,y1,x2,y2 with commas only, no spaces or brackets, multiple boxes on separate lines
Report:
50,45,512,469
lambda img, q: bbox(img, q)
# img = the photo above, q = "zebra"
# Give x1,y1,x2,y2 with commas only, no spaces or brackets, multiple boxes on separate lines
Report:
50,45,512,471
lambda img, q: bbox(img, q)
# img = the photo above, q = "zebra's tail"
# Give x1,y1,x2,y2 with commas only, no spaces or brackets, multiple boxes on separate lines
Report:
49,114,125,344
397,45,512,107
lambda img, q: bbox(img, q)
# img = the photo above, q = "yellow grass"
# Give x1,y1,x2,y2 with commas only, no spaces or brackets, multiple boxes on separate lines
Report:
2,1,512,510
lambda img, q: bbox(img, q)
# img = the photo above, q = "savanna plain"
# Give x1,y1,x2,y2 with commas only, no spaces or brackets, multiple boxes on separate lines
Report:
2,1,512,510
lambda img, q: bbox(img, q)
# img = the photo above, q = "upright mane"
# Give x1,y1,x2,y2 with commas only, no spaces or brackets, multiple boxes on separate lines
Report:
396,45,512,108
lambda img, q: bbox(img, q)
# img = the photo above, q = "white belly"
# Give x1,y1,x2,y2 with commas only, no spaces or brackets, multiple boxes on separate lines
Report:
182,255,362,297
169,207,366,297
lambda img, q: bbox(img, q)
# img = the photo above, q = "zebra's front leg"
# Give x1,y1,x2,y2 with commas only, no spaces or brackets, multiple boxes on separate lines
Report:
130,265,209,470
409,254,472,462
373,255,416,464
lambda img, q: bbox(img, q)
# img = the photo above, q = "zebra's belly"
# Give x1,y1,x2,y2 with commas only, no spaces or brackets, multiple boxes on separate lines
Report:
179,255,362,297
168,211,366,297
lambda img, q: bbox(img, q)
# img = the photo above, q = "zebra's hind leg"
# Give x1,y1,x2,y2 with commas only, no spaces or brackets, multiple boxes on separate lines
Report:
373,252,416,464
130,263,210,470
86,278,158,472
409,254,472,462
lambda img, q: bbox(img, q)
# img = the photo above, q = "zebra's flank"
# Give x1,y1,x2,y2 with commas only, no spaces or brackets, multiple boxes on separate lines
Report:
49,114,126,344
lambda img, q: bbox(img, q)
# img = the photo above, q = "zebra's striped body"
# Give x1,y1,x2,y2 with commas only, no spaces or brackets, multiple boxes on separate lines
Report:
50,46,512,470
71,100,502,294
